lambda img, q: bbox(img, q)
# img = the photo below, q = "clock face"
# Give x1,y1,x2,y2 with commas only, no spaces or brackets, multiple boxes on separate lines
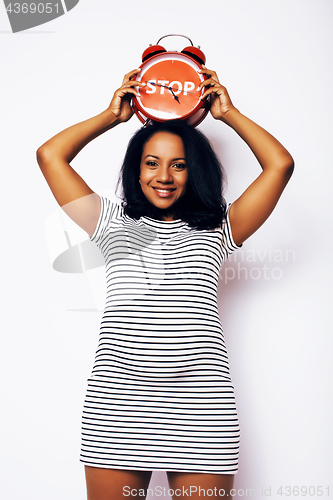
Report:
133,52,209,126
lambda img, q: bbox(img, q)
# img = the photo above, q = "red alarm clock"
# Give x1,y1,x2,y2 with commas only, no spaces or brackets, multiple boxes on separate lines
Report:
132,35,210,127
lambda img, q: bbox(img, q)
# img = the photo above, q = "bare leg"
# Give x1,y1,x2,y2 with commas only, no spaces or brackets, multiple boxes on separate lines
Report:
167,471,235,499
85,466,152,500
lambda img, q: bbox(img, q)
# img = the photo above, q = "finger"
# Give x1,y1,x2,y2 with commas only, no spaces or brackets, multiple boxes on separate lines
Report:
115,81,145,100
200,86,225,101
117,87,142,99
199,65,217,75
198,66,220,82
122,69,141,85
198,78,221,92
123,80,146,88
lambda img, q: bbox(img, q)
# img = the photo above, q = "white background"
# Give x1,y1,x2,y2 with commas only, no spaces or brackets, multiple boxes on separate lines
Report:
1,0,332,498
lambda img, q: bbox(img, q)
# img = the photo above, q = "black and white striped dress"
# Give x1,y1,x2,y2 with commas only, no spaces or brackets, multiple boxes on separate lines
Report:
80,196,241,474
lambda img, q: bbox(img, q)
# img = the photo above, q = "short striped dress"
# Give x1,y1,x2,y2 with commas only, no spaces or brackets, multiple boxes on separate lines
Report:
80,196,241,473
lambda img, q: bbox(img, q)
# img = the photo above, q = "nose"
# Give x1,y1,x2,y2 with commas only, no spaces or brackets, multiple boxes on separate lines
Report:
156,165,173,183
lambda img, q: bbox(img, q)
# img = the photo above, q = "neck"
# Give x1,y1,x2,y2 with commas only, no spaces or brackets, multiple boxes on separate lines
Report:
162,214,175,221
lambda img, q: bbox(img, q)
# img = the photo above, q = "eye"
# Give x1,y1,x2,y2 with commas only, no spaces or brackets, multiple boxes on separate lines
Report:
146,160,158,167
173,163,187,170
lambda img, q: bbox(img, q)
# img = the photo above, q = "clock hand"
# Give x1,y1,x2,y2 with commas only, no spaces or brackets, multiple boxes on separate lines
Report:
168,86,181,104
146,81,182,102
148,82,171,90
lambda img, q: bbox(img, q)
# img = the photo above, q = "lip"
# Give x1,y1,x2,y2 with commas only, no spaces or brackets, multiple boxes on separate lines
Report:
152,187,176,198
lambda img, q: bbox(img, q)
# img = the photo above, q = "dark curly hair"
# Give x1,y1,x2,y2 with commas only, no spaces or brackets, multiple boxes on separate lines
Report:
117,120,227,230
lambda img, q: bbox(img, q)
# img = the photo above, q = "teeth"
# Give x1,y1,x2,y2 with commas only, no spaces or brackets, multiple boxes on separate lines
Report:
154,188,174,193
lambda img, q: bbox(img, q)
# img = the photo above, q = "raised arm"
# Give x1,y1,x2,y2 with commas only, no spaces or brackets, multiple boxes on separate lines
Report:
37,70,145,236
199,68,294,246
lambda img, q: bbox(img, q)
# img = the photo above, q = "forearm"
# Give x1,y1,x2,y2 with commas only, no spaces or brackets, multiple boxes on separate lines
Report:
37,108,119,165
221,108,294,172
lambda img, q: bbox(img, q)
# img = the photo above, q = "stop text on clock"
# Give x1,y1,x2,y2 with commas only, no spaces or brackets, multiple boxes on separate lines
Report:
145,80,198,96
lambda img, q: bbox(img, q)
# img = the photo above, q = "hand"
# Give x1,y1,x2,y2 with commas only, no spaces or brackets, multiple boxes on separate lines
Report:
108,69,146,123
198,67,235,122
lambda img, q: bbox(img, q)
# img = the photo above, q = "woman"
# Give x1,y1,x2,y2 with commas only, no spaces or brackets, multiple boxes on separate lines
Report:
37,68,294,500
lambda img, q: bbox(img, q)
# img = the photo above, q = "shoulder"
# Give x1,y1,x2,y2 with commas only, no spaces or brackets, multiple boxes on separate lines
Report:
90,196,125,243
220,204,242,257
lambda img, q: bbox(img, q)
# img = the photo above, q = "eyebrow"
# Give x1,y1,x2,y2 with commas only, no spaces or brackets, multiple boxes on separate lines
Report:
144,155,186,161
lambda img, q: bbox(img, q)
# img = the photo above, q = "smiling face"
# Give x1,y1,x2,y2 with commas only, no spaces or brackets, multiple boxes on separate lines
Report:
139,131,188,220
